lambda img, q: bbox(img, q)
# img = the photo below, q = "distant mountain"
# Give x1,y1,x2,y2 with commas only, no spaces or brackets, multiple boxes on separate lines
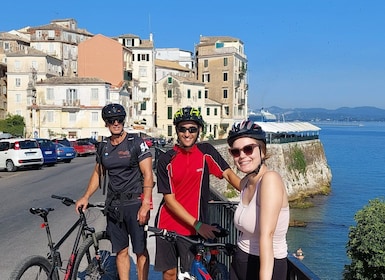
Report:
252,106,385,122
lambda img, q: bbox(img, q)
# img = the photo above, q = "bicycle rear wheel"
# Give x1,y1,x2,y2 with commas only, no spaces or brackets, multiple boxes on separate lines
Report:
9,255,57,280
72,231,117,280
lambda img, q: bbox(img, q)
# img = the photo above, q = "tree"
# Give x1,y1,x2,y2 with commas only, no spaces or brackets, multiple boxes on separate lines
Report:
344,198,385,279
0,114,25,137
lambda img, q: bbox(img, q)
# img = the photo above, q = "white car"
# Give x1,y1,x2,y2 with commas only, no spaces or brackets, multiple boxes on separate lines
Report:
0,138,44,172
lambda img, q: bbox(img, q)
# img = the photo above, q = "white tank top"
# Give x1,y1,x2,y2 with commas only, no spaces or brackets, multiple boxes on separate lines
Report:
233,179,289,259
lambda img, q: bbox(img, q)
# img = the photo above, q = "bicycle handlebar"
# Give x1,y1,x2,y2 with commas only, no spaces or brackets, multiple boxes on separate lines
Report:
51,194,105,210
144,225,236,254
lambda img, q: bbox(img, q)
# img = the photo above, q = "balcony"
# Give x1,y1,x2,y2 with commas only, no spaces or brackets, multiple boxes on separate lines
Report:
62,99,80,112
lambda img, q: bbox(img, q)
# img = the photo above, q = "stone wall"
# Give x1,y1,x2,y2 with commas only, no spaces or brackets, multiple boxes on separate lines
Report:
210,139,332,201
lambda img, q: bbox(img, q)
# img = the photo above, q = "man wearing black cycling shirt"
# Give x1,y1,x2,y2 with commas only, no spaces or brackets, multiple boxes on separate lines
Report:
154,106,240,280
75,103,153,280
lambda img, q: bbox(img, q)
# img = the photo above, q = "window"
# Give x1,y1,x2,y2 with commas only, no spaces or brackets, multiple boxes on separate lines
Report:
224,106,229,115
167,107,172,119
140,101,146,111
91,88,98,100
167,89,172,98
204,60,208,67
224,57,228,66
69,112,76,122
46,88,54,100
214,108,218,116
32,61,38,70
167,125,173,136
223,72,228,81
206,108,210,116
4,42,9,51
205,90,208,98
202,73,210,83
47,111,54,122
15,78,21,87
48,30,55,39
16,94,21,103
215,42,224,48
223,89,228,98
66,89,78,105
167,77,172,84
198,90,202,99
187,89,191,99
139,66,147,77
137,53,150,61
91,112,98,122
15,61,21,70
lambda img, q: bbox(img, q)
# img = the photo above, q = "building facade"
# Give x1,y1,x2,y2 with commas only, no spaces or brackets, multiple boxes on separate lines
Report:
6,48,63,137
195,36,248,134
34,77,111,139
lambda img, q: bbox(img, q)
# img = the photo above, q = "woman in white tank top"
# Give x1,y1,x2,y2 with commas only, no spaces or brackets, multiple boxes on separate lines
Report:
227,120,290,280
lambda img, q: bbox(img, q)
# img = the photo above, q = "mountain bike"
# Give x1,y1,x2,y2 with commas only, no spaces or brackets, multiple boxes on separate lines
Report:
9,194,117,280
145,225,236,280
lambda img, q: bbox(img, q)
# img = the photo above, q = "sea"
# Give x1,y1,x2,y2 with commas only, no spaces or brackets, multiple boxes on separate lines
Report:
287,121,385,280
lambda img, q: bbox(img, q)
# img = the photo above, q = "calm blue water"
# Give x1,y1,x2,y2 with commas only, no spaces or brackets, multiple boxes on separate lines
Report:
287,121,385,279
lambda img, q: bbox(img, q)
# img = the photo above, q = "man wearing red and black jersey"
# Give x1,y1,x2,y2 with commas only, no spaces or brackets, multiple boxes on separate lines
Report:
154,107,240,280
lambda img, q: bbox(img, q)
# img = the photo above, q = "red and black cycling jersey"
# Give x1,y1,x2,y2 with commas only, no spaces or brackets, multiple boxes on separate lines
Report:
155,142,230,235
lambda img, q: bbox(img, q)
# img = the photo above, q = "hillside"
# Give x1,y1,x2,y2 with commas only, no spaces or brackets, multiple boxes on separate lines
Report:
254,106,385,122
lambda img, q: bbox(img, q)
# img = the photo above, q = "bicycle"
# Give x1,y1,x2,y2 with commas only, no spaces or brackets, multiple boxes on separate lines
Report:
145,225,236,280
9,194,117,280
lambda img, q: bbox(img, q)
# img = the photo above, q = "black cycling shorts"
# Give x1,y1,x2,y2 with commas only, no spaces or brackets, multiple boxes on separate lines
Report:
154,234,195,273
106,202,147,254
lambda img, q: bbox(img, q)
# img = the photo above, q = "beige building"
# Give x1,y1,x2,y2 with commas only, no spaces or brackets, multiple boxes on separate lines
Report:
28,18,93,77
156,74,211,139
0,32,30,65
117,34,155,130
6,48,63,136
34,77,111,139
195,36,248,133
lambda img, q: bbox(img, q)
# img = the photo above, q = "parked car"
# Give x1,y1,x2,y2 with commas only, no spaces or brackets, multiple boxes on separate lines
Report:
54,143,76,163
0,138,43,172
33,138,57,166
52,138,71,147
70,140,96,157
78,137,99,149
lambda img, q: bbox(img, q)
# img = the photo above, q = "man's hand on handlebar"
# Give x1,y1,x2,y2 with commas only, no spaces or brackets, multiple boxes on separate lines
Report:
75,197,89,214
196,223,220,240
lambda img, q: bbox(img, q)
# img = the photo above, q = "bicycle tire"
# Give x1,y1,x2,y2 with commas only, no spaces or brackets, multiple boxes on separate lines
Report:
72,231,117,280
9,255,58,280
209,262,229,280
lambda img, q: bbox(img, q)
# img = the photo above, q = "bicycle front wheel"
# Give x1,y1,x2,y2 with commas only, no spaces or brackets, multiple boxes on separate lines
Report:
72,231,117,280
209,262,229,280
9,255,56,280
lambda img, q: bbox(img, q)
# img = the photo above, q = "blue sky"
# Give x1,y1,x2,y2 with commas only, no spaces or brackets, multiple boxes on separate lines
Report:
2,1,385,110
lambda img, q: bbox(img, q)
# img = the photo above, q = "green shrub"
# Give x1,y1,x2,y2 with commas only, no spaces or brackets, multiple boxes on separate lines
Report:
344,198,385,279
289,145,306,175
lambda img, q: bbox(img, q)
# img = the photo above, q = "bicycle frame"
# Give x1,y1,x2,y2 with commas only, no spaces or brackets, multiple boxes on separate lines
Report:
145,225,234,280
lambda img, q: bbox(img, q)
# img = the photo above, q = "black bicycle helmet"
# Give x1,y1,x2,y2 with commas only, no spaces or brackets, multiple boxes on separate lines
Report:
227,119,266,146
102,103,126,121
173,107,204,127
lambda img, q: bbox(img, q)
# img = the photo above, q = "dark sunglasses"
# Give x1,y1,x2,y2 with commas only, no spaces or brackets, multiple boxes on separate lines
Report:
229,143,259,157
177,126,199,133
106,118,124,124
